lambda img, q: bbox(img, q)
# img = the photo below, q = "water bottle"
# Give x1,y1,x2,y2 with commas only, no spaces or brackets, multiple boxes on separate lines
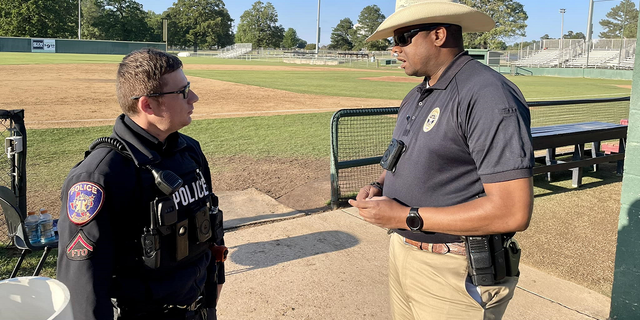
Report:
24,211,41,245
39,208,56,244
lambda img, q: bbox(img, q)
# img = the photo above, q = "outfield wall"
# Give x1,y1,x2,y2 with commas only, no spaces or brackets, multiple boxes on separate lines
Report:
494,66,634,80
0,37,166,55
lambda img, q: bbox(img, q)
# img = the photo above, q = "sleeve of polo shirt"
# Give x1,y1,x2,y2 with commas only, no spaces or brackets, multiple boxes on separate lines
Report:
462,79,534,184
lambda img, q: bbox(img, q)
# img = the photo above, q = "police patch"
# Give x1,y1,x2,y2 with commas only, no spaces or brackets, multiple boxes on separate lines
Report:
66,229,95,261
423,107,440,133
67,182,104,225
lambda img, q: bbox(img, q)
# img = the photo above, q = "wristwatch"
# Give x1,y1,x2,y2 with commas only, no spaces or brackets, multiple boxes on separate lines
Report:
406,207,423,233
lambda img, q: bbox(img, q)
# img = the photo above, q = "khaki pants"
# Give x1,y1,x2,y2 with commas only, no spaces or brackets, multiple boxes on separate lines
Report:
389,233,517,320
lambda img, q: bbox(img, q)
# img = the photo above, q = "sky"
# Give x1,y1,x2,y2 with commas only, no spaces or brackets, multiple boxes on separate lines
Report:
136,0,639,46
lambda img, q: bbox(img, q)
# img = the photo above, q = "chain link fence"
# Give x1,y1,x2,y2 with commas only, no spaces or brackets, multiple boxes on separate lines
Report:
0,110,27,246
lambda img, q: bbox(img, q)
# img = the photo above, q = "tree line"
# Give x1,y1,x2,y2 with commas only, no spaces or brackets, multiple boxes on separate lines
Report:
0,0,637,52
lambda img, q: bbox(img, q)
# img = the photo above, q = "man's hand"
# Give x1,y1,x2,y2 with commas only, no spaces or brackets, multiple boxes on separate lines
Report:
356,184,382,201
348,196,408,229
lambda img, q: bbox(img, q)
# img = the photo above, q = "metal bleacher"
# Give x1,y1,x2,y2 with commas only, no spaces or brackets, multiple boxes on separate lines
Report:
513,38,636,69
217,43,253,59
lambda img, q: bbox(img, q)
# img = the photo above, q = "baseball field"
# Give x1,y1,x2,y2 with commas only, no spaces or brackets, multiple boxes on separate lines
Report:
0,51,633,297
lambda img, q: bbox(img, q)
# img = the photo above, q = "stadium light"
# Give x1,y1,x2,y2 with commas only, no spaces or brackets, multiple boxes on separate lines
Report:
559,9,565,68
586,0,616,68
316,0,321,54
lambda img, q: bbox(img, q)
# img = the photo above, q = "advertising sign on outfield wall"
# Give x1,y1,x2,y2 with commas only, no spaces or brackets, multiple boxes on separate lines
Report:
31,39,56,53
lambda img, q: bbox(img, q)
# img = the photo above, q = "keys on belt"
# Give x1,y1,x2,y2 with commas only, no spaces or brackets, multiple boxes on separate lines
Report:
403,238,466,256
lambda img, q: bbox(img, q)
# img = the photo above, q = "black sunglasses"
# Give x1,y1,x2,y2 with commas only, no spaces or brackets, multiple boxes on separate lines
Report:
393,24,450,47
131,82,190,100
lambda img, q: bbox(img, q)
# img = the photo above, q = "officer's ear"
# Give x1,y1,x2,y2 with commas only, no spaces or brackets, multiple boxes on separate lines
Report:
137,96,157,116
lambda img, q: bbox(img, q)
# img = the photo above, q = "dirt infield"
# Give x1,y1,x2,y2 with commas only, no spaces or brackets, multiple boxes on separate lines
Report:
0,64,401,129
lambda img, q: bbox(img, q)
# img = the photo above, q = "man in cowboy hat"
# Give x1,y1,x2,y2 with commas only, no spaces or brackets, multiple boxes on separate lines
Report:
349,1,534,319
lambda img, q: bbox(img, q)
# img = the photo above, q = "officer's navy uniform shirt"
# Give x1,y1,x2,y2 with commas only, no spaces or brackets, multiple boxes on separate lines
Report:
384,52,535,243
57,114,224,320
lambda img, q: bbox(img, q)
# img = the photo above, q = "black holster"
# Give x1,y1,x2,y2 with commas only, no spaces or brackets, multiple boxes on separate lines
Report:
465,235,520,286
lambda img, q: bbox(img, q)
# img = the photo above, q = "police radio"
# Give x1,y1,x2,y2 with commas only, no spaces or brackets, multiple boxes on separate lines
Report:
142,210,161,269
466,235,507,286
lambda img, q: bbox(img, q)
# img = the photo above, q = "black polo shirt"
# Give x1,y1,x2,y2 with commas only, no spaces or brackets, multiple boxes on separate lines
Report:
384,52,534,243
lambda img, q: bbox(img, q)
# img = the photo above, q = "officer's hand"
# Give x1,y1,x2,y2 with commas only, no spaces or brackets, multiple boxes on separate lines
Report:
356,184,382,201
348,196,407,229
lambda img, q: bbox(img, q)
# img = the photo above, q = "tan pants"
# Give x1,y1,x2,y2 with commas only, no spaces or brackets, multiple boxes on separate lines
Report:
389,233,518,320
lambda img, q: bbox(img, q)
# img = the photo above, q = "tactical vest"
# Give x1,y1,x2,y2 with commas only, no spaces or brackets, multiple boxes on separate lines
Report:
86,137,224,272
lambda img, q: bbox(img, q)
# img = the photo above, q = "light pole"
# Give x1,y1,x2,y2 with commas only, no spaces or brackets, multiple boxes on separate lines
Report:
315,0,321,54
559,8,565,68
586,0,616,68
78,0,81,39
618,0,628,66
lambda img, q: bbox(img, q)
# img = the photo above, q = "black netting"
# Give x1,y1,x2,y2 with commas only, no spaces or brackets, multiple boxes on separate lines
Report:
530,98,630,127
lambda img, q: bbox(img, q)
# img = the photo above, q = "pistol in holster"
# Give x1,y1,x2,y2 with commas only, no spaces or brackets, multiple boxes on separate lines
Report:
465,235,521,286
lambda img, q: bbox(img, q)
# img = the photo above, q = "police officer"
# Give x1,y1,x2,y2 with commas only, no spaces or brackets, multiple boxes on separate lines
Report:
57,48,224,320
349,1,534,319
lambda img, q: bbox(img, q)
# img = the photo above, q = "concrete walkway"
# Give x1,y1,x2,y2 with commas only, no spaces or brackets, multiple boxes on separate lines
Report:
216,190,611,320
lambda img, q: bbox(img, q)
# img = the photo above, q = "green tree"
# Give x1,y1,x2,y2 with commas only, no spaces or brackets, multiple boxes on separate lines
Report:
599,0,638,38
281,28,301,48
165,0,234,51
540,34,550,40
328,18,354,50
145,10,164,42
351,5,389,51
97,0,154,42
296,39,307,49
304,43,316,51
563,31,586,40
235,1,285,48
80,0,106,40
460,0,528,50
0,0,77,38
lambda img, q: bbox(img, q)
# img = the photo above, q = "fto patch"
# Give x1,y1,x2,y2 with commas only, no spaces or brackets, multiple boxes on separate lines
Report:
423,107,440,133
66,229,95,261
67,182,104,225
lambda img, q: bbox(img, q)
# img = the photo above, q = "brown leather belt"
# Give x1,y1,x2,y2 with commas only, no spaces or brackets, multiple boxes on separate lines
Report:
403,238,467,256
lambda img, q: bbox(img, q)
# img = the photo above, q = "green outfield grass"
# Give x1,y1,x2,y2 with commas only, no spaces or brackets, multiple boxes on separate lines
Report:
1,52,632,101
26,113,333,191
186,69,631,101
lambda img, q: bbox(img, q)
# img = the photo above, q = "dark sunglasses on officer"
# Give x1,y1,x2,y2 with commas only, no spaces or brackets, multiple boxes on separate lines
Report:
393,24,451,47
131,82,190,100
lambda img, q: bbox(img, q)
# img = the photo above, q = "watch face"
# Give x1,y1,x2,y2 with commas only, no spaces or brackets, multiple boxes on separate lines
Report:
407,214,422,230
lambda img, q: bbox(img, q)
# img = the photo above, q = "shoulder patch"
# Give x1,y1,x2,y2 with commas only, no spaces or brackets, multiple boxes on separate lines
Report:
66,229,95,261
67,182,104,225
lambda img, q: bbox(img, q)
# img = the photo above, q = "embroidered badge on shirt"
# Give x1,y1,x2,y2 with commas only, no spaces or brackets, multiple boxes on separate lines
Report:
423,107,440,132
67,182,104,225
66,229,95,261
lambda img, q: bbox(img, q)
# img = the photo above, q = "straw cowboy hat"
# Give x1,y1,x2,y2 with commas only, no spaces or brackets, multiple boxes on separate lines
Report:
367,0,495,42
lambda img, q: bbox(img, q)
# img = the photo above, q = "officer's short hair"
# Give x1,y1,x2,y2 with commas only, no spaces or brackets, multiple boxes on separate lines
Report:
116,48,183,116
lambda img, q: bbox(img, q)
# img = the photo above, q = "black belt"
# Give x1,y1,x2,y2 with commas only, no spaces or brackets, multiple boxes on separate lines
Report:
118,296,204,319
